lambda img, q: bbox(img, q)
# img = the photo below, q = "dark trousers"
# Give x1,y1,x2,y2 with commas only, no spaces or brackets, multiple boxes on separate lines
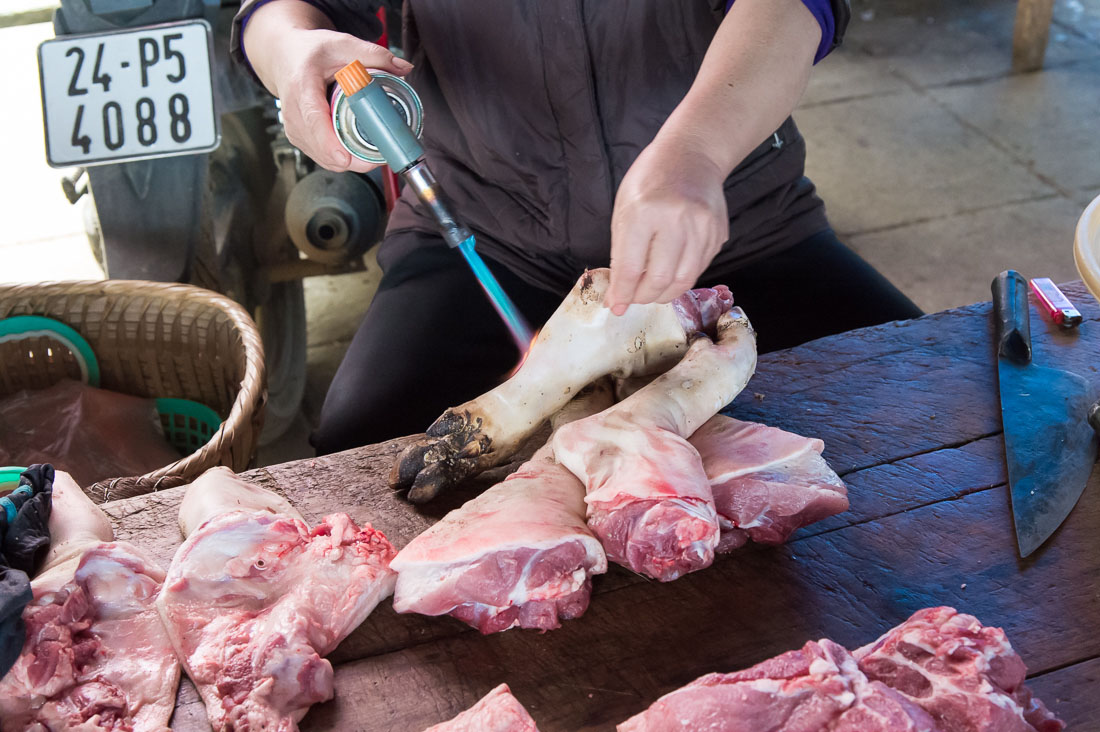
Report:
311,229,922,453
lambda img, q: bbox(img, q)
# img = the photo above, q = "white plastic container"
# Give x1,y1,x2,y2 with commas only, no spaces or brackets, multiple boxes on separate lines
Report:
1073,193,1100,304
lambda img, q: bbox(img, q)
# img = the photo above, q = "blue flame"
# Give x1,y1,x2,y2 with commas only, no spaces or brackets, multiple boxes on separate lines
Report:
457,236,533,352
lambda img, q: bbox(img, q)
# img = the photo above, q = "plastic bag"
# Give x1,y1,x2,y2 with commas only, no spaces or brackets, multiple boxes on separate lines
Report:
0,380,182,489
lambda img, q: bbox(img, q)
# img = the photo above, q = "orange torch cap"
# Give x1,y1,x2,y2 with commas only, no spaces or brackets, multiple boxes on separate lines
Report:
335,61,372,96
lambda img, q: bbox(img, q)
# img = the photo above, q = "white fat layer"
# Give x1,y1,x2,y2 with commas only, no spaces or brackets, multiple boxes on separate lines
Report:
390,535,604,572
75,553,157,618
508,566,587,606
808,657,839,676
833,691,856,708
898,631,942,656
743,679,784,694
193,520,277,561
884,629,1027,717
667,497,720,526
736,506,771,529
706,445,818,484
394,549,598,615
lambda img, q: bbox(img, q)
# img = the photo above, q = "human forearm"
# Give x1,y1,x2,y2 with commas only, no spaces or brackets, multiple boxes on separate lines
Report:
238,0,410,172
242,0,336,97
657,0,822,175
605,0,824,312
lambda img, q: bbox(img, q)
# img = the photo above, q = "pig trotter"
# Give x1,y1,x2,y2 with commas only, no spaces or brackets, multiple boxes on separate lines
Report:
389,269,736,500
389,438,435,489
393,410,494,501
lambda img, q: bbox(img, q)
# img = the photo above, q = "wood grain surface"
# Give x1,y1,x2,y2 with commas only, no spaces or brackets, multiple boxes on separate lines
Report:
100,283,1100,731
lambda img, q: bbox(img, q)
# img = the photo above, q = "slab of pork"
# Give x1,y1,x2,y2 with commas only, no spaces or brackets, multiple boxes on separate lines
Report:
620,607,1065,732
392,269,733,502
553,309,757,581
156,467,397,732
391,383,612,634
618,638,938,732
854,607,1064,732
422,683,540,732
688,415,848,551
0,471,179,732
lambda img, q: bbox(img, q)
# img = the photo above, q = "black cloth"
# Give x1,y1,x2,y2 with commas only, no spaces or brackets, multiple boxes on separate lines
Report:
0,570,31,680
704,229,923,353
311,229,921,454
0,464,54,679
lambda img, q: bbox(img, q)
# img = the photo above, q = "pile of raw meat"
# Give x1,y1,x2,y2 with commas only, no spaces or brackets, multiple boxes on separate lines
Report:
159,468,397,731
620,606,1063,732
1,466,398,732
423,684,540,732
422,608,1064,732
0,470,180,731
1,270,1065,731
391,269,849,633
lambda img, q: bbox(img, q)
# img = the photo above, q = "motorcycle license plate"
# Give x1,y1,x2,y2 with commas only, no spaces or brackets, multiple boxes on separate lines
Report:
38,20,219,168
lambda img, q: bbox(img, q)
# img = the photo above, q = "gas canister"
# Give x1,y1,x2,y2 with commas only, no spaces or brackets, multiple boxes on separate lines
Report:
330,71,424,165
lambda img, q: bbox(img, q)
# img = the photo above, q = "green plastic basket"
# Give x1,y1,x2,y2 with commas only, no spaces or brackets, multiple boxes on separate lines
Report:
0,315,101,386
155,398,223,457
0,466,26,492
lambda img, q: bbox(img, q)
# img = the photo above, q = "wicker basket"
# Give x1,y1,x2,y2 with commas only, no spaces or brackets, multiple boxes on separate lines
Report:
0,280,266,503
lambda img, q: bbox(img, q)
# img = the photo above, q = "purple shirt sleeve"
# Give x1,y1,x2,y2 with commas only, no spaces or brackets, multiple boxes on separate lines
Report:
725,0,836,64
237,0,383,70
237,0,273,68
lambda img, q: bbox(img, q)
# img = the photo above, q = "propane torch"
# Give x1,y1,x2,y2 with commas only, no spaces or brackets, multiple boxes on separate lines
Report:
333,61,533,352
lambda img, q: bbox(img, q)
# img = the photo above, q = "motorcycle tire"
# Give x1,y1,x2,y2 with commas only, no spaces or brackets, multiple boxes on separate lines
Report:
196,108,307,447
253,280,308,446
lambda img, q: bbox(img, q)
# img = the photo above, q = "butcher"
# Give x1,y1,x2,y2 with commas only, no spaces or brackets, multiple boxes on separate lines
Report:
234,0,921,453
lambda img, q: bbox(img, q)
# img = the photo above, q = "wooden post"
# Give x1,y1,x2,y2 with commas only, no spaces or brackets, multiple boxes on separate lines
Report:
1013,0,1056,72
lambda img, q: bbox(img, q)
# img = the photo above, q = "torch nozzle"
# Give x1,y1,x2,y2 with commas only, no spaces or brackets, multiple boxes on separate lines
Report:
402,161,472,249
400,161,533,351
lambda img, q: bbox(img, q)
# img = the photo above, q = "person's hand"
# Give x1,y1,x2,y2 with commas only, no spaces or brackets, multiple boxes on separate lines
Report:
243,1,412,173
605,133,729,315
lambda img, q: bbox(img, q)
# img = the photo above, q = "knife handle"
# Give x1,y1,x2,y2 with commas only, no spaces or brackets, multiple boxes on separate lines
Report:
991,270,1032,365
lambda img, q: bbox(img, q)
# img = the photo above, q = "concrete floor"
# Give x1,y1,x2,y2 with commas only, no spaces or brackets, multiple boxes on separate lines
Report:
2,1,1099,464
806,0,1100,312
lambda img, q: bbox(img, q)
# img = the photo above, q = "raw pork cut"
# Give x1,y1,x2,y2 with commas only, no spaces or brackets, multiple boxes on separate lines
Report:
688,415,848,551
0,471,179,732
422,684,540,732
618,639,937,732
157,467,397,732
855,607,1064,732
554,309,757,581
619,607,1064,732
392,269,734,502
391,383,612,633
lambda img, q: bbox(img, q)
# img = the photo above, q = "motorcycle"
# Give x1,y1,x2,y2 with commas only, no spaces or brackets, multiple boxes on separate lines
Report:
38,0,396,443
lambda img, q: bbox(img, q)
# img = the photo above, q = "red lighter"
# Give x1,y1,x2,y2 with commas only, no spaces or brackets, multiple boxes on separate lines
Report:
1029,277,1082,328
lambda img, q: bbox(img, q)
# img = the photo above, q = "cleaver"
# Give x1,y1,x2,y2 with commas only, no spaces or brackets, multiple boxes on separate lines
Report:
992,270,1099,557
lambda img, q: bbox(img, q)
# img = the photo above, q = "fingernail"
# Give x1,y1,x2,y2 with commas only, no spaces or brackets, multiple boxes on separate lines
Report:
394,57,414,71
612,304,627,316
